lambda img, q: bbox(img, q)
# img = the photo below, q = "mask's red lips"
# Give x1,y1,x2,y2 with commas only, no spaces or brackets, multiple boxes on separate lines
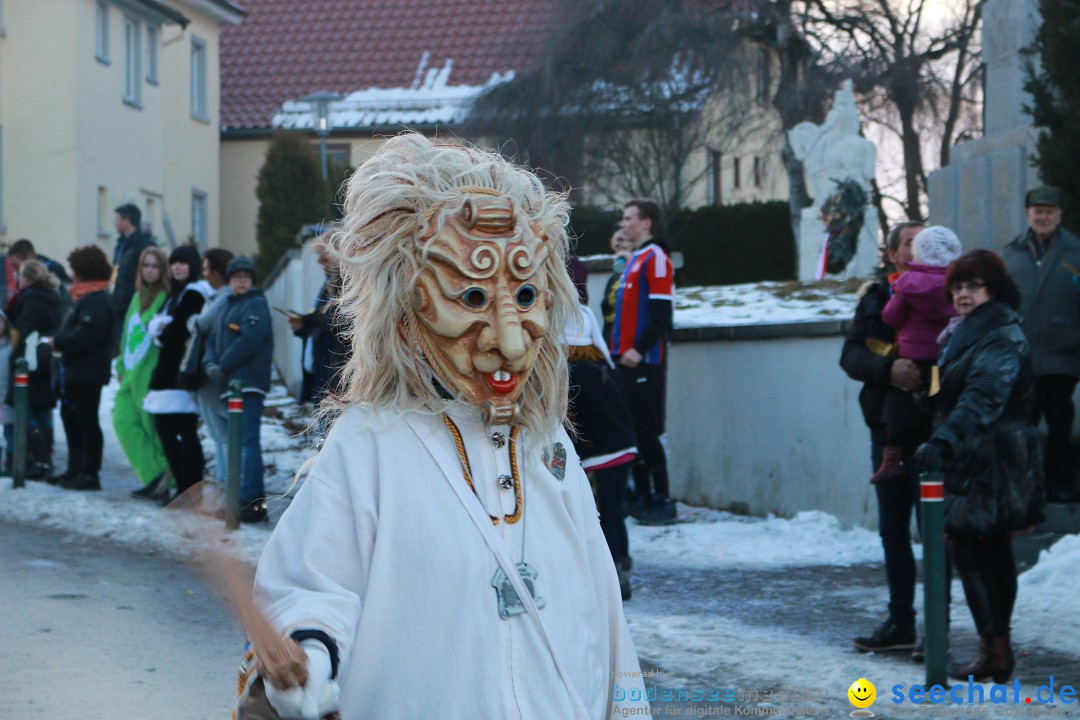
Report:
485,371,517,394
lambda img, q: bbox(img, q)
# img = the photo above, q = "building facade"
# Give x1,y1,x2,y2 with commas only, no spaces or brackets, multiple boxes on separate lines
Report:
0,0,243,262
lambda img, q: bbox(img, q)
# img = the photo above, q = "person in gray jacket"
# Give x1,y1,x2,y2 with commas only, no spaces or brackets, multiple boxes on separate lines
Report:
203,256,273,522
191,248,233,482
1001,185,1080,503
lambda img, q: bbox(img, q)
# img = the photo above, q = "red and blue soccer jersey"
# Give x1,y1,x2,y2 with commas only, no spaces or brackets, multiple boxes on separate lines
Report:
609,243,674,365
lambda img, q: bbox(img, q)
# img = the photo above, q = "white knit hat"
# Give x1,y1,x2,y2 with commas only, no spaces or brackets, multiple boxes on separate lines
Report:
913,226,962,267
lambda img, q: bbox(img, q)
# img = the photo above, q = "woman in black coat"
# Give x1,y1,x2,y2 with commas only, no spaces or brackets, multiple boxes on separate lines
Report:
914,249,1044,684
145,245,208,499
7,260,62,478
48,247,115,490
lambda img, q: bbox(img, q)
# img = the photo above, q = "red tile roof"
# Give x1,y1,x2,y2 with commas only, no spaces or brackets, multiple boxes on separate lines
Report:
220,0,560,131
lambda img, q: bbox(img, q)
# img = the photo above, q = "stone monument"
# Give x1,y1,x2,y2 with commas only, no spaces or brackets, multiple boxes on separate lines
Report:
927,0,1041,250
789,80,879,281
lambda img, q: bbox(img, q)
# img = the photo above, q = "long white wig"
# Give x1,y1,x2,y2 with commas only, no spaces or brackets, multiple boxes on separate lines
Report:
326,132,576,438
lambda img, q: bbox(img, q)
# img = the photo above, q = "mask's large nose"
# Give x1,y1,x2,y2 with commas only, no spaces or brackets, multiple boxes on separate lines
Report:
492,289,527,363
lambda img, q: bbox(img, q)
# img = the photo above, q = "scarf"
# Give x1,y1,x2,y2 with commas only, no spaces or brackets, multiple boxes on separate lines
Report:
70,279,110,302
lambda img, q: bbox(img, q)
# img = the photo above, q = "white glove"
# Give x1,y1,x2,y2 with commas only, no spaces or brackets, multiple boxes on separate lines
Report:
147,314,173,339
264,640,340,720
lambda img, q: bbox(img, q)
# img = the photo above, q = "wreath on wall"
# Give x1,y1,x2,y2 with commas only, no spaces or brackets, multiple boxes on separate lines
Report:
820,178,868,275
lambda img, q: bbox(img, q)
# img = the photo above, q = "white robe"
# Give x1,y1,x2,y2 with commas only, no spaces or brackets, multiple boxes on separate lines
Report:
253,403,650,719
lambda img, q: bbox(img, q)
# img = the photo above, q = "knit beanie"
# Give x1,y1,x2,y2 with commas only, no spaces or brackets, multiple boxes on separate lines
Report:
225,256,257,283
913,226,962,267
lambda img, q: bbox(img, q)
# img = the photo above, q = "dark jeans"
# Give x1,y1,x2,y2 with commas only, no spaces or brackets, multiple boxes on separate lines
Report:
593,463,630,563
1032,374,1077,492
618,363,669,500
950,534,1016,637
59,383,104,475
241,392,265,505
154,412,205,495
873,439,951,625
873,441,917,624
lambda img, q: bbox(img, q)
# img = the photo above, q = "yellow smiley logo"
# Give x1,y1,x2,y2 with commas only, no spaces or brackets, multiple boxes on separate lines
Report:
847,678,876,709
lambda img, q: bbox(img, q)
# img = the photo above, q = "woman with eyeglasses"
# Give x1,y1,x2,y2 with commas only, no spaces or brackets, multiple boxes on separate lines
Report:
914,249,1045,683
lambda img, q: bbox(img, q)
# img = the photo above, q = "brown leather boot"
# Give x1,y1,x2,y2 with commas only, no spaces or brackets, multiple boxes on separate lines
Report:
948,636,992,681
870,446,906,485
989,633,1015,683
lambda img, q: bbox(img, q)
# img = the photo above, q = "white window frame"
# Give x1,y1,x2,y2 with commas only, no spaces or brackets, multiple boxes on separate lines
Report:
146,25,159,85
190,36,208,122
707,149,722,206
96,2,110,65
123,15,142,108
191,190,208,250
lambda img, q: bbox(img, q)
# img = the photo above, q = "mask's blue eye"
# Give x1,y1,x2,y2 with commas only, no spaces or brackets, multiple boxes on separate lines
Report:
516,285,536,308
462,287,488,308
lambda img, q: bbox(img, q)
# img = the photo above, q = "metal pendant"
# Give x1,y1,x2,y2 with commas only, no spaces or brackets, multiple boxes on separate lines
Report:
541,442,567,480
491,562,545,619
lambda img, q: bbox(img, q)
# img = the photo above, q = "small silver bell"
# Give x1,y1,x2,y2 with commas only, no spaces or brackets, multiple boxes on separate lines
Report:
497,474,513,490
490,432,506,448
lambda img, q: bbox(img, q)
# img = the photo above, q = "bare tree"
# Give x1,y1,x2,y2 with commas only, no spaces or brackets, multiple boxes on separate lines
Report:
802,0,986,220
739,0,840,231
465,0,765,224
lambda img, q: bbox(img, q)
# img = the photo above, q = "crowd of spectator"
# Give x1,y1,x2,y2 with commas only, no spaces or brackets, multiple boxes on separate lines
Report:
2,204,275,523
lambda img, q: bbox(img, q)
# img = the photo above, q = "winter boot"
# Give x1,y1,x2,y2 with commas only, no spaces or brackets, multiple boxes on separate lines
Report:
988,633,1015,683
25,428,50,480
853,617,916,652
870,446,906,485
46,468,79,486
948,636,993,681
61,472,101,492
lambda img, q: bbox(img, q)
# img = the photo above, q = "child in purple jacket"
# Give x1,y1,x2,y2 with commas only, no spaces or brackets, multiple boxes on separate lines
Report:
871,226,962,484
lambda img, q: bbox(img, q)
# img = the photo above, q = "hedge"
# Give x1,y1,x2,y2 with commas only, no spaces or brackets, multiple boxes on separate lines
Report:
568,202,796,287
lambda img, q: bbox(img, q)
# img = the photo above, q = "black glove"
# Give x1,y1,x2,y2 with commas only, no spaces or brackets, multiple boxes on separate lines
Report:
914,440,949,472
205,364,224,384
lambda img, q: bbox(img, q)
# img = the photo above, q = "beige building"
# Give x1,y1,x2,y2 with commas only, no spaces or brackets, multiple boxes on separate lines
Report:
0,0,244,265
218,0,788,261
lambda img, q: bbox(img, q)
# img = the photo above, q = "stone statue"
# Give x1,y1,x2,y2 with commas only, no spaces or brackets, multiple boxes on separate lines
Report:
790,79,876,211
788,80,879,280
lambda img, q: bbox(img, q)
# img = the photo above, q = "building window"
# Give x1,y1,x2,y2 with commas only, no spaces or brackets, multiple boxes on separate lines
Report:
95,2,110,64
123,16,142,107
191,190,208,250
190,37,208,121
733,157,741,190
707,150,722,206
757,50,773,104
753,157,763,188
146,26,158,84
97,187,110,238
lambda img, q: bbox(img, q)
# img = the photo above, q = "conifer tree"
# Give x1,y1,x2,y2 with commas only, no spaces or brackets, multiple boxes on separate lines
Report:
1025,0,1080,230
255,132,328,279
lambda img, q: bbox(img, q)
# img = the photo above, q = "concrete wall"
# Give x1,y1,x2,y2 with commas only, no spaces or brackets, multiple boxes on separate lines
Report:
665,323,875,528
263,244,327,397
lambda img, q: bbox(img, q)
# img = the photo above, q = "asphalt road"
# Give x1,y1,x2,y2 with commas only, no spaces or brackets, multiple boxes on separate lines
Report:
0,520,242,719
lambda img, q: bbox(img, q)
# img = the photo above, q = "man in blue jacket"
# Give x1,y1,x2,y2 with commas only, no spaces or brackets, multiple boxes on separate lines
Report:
203,256,273,522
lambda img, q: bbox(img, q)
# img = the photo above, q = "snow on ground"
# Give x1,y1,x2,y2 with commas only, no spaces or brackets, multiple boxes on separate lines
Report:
674,280,859,328
629,507,895,569
2,378,1078,713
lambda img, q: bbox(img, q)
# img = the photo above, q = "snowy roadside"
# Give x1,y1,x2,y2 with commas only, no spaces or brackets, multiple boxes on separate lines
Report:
2,377,1079,716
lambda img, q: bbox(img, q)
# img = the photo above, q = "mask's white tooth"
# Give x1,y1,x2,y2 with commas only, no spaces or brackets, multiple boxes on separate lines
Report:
493,370,510,382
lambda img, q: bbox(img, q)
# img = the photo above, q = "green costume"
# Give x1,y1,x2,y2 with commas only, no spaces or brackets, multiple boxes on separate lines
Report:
113,291,169,485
